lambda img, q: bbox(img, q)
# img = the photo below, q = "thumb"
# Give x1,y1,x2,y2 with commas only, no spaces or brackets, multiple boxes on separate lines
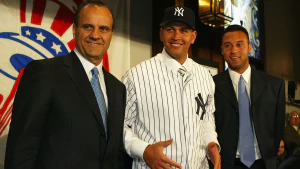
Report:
161,139,174,147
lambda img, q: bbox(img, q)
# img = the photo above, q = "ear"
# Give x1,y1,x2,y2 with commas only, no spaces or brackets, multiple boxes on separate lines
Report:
72,24,76,38
248,43,252,54
159,28,163,41
191,30,197,44
220,46,223,55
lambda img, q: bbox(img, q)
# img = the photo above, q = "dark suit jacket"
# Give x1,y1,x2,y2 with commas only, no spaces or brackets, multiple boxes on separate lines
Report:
5,51,127,169
213,68,285,169
278,148,300,169
284,124,300,157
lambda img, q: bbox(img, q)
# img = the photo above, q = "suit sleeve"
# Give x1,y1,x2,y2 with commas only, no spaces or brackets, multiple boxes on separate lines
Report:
5,60,51,169
274,79,286,151
121,71,149,163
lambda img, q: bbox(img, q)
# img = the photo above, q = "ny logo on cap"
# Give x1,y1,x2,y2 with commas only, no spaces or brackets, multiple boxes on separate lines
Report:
174,7,184,16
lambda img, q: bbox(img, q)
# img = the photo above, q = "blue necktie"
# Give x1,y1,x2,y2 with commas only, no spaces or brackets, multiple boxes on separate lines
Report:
91,67,107,134
238,75,255,168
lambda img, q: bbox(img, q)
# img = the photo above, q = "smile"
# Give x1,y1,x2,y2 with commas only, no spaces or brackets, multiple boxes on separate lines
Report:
86,41,102,46
230,56,240,59
170,43,182,47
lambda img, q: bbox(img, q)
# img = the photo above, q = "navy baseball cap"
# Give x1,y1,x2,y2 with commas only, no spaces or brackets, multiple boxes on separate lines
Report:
160,6,196,30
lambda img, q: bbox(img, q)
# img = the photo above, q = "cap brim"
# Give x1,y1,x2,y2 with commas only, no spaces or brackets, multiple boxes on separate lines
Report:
160,21,194,29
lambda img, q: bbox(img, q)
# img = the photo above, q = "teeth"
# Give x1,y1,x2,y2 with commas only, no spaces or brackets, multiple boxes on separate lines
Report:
172,44,180,46
88,42,98,45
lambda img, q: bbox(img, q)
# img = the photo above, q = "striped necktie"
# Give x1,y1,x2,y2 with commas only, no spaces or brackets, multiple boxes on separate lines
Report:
238,75,255,168
178,67,186,77
91,67,107,134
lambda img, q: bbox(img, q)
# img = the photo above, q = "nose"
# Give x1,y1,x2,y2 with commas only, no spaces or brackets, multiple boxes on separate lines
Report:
89,29,101,40
230,44,238,54
172,30,181,40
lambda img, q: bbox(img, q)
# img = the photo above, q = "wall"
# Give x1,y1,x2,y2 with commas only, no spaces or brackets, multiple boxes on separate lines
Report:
129,0,152,74
264,0,300,82
264,0,300,114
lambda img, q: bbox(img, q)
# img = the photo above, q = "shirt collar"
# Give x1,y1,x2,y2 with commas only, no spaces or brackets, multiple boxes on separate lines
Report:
228,65,251,86
292,125,298,131
74,48,103,76
159,48,192,74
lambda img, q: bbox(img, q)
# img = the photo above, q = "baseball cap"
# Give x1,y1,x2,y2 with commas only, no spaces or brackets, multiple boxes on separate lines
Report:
160,6,196,30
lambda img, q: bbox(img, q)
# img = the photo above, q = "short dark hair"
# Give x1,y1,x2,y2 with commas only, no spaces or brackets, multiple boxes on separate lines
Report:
222,25,249,42
74,0,115,31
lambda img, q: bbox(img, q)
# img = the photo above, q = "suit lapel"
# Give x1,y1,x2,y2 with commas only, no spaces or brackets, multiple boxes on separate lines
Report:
63,52,105,131
250,68,266,105
103,69,116,134
103,69,112,111
215,71,238,109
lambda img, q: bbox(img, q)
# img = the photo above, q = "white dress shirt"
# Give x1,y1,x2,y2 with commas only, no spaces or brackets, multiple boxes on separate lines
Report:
228,65,261,160
74,48,108,109
122,49,219,169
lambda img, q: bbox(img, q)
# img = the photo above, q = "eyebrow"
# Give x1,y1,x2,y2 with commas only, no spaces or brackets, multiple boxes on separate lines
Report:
223,40,245,44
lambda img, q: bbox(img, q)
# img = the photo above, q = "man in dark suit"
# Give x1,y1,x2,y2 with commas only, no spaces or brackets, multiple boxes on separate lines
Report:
5,1,127,169
213,25,285,169
284,111,300,157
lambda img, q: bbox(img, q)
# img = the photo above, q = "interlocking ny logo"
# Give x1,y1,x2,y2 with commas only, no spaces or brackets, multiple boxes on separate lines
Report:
174,7,184,16
195,93,208,120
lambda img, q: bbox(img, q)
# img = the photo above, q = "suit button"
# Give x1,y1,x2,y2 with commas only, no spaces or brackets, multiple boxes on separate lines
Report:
100,133,105,138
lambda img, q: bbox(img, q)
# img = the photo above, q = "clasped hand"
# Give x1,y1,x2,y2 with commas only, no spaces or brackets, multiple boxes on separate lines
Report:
143,139,182,169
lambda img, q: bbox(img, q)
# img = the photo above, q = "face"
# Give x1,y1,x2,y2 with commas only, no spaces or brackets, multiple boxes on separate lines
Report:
277,140,284,156
160,22,197,64
288,111,300,126
73,5,113,65
221,31,252,74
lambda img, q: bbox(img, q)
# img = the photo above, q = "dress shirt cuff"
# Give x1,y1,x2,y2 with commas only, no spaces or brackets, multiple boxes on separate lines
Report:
130,139,149,163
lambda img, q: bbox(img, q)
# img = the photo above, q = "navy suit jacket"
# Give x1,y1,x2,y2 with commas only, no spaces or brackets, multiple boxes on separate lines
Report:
213,68,285,169
5,51,127,169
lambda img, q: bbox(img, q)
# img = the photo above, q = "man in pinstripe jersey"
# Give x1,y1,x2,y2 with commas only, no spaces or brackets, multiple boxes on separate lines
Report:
122,6,221,169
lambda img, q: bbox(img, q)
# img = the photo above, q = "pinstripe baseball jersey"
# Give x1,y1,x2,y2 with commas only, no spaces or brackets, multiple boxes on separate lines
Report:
122,49,219,169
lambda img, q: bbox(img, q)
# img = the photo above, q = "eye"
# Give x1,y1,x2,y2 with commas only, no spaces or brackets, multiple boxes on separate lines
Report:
181,29,188,33
83,24,93,31
236,42,244,48
224,44,232,49
99,26,111,33
165,27,174,32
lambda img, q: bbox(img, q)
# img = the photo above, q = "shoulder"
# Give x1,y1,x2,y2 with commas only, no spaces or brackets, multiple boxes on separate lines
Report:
252,69,284,85
133,57,159,69
122,57,159,78
103,70,125,89
26,53,68,69
189,59,213,77
213,71,229,83
284,124,294,131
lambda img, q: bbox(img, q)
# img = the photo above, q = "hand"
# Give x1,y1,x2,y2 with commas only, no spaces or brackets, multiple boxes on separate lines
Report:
208,142,221,169
143,139,182,169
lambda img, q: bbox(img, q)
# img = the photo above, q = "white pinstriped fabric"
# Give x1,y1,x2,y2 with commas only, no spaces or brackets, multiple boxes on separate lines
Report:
122,49,219,169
